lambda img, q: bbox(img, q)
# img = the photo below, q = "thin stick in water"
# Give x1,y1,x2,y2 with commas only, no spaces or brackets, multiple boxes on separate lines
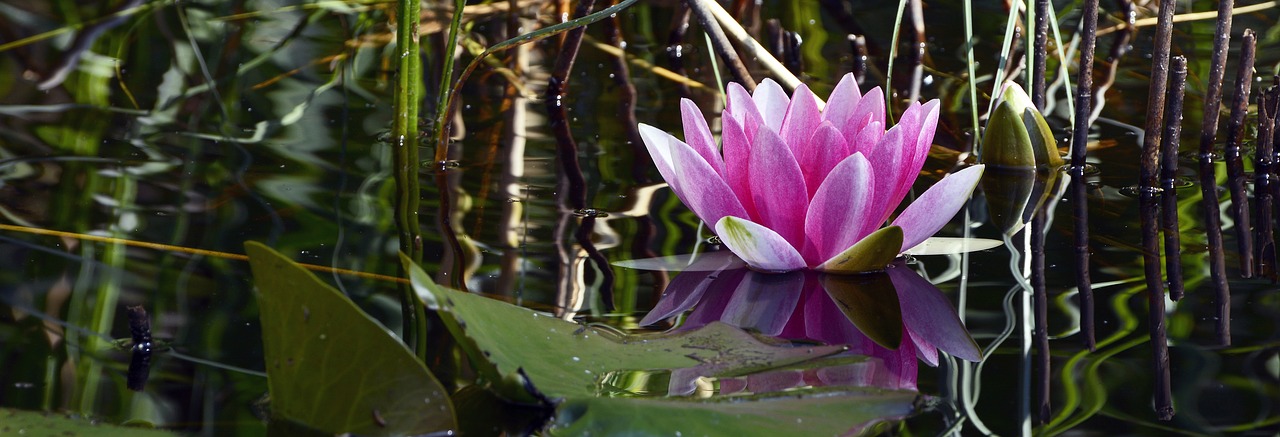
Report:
1256,86,1278,280
1070,0,1099,351
1139,0,1177,421
1160,56,1188,300
1197,0,1234,345
1223,30,1258,279
1031,0,1049,109
1031,208,1051,424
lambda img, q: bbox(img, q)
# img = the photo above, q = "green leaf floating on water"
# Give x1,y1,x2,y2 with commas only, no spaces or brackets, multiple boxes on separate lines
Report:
1,408,179,436
402,255,920,435
402,255,848,400
245,242,456,436
547,388,917,436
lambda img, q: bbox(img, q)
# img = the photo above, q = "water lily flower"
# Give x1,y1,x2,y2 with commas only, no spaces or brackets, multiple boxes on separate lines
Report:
638,74,985,273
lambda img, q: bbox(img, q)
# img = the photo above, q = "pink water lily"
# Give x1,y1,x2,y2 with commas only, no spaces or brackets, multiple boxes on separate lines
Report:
638,74,985,273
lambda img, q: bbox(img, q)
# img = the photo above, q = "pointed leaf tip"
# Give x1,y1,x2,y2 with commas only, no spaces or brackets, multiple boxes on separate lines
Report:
817,226,903,274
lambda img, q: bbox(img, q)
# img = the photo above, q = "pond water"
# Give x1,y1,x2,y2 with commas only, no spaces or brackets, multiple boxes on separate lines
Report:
1,0,1279,435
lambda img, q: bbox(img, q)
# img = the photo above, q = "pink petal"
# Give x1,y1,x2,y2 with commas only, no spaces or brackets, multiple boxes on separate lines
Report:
848,121,884,157
748,127,809,248
727,82,766,143
891,165,985,252
798,122,851,199
887,102,941,215
680,99,726,177
781,84,823,156
865,126,907,225
638,124,748,226
721,271,804,336
906,329,939,367
714,216,807,272
822,73,863,126
844,87,886,143
721,115,757,218
887,261,981,362
805,153,875,262
753,79,790,132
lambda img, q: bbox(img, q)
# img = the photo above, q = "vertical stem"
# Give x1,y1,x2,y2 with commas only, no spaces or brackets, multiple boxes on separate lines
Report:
1160,57,1187,300
1255,85,1278,278
393,0,423,264
1031,0,1048,109
1139,0,1177,421
1071,0,1098,351
962,0,979,150
1224,30,1258,278
1031,208,1050,424
1197,0,1234,345
392,0,427,353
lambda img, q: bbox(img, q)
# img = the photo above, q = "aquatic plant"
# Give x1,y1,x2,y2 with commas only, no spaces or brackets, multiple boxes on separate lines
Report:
638,74,985,273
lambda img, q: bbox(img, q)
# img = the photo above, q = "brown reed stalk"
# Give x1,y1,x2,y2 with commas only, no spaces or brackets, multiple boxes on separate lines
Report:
1224,30,1258,279
1071,0,1099,351
1031,0,1049,109
1257,86,1278,280
546,0,595,210
1197,0,1235,345
686,0,756,91
1139,0,1177,421
1029,0,1054,407
1160,57,1188,300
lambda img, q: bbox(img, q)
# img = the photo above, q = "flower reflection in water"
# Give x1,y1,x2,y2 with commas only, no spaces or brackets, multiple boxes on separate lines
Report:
644,255,979,391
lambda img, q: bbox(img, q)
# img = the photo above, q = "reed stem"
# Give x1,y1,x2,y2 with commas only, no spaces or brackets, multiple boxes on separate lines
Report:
1071,0,1099,351
1224,30,1258,278
1160,57,1187,300
1139,0,1178,421
1197,0,1235,345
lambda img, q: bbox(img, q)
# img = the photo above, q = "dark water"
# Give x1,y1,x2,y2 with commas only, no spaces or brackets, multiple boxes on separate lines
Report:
0,0,1278,435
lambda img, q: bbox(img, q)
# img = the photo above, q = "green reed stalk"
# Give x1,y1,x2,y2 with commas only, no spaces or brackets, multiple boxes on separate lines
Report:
392,0,428,356
430,0,467,157
884,0,908,123
393,0,423,264
963,0,979,145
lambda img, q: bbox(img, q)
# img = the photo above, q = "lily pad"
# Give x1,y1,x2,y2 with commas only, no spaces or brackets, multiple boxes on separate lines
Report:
547,388,918,436
817,226,903,274
0,408,178,436
245,242,456,436
402,255,847,401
